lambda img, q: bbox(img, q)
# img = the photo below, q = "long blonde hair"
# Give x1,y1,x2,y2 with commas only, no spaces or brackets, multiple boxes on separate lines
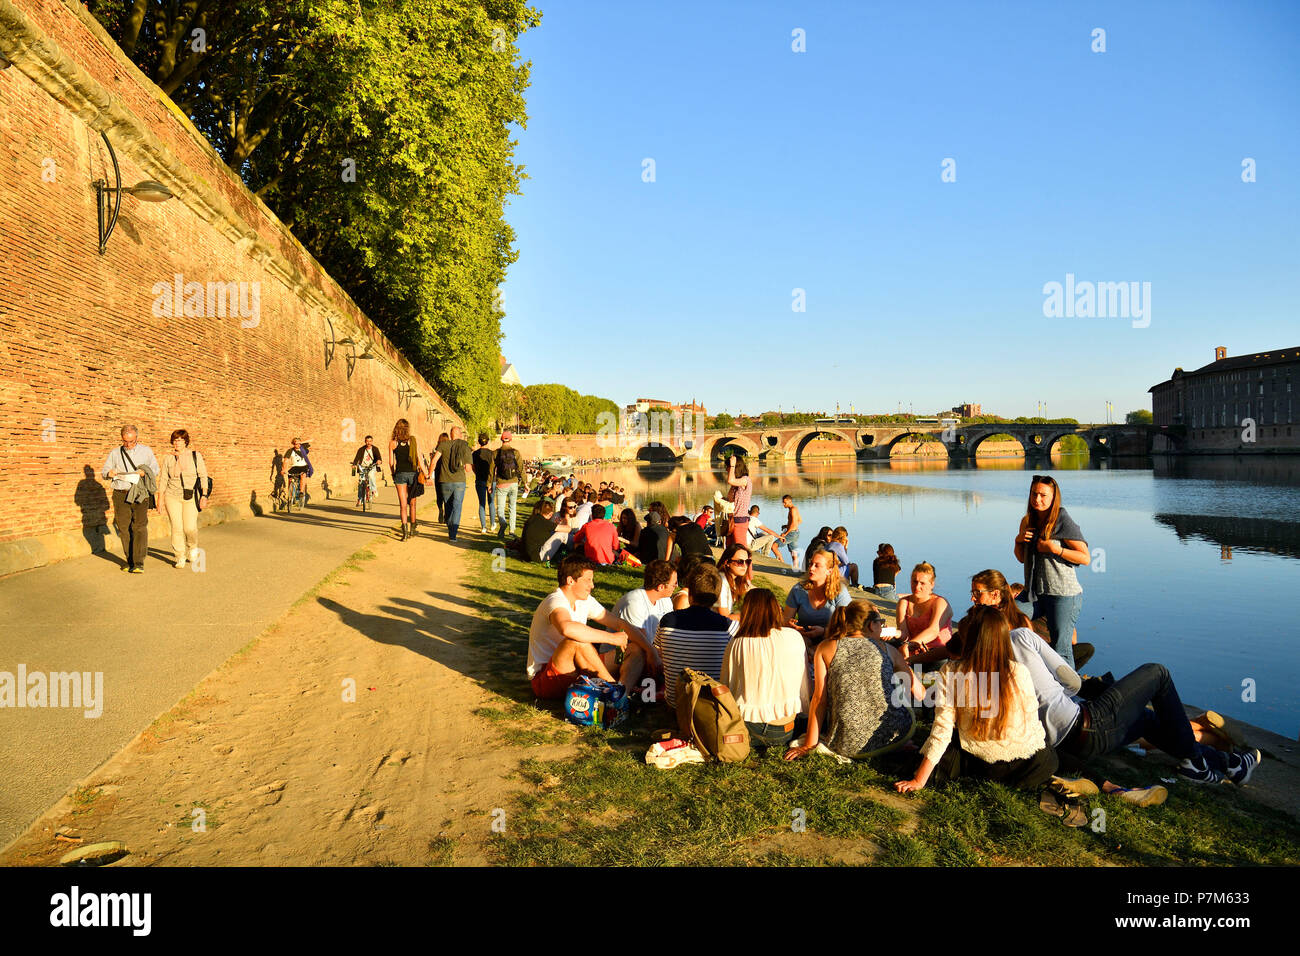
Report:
800,547,844,601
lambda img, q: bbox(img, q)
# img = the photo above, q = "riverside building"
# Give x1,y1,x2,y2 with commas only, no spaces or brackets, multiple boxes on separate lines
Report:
1150,346,1300,453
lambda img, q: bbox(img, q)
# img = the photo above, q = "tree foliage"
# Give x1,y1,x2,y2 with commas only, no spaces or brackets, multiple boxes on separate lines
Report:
517,385,617,434
88,0,540,428
1126,409,1154,425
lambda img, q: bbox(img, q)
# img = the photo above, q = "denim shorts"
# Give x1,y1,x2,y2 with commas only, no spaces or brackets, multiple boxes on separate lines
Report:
393,470,417,487
781,529,801,550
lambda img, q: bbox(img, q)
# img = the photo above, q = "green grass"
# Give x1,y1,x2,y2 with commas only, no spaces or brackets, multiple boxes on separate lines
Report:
459,498,1300,867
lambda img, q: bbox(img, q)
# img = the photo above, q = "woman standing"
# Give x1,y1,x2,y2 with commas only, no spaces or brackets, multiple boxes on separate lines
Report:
870,543,902,601
786,602,920,761
723,454,752,549
783,548,852,644
389,419,424,541
156,428,210,568
896,562,954,665
1013,474,1089,668
895,605,1058,793
721,589,811,749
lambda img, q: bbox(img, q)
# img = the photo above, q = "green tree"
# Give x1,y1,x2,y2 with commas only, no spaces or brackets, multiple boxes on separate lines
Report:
1126,409,1154,425
712,413,735,430
89,0,541,429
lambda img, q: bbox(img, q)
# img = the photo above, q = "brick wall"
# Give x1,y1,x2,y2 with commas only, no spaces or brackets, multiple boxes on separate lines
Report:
0,0,461,574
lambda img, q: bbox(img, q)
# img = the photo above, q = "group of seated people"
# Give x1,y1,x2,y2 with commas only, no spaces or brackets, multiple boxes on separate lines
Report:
526,544,1262,793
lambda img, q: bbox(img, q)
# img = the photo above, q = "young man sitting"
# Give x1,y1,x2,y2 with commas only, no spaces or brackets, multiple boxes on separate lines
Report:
526,555,650,700
614,559,677,674
654,563,738,708
573,503,620,565
518,500,556,563
746,505,784,561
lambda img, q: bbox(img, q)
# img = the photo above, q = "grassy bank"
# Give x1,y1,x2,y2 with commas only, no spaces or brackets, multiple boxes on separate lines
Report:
461,526,1300,866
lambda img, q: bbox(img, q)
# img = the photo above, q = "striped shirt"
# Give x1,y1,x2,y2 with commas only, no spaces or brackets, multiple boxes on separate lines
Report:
655,606,738,708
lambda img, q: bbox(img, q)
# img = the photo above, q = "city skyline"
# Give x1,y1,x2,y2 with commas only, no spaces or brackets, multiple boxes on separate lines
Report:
499,0,1299,422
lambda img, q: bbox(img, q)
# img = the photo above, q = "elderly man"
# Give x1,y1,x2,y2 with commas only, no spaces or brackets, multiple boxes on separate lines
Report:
102,425,159,572
433,425,474,541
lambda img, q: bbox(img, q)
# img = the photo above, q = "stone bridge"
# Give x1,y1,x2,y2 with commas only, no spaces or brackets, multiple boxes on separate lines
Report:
629,423,1156,463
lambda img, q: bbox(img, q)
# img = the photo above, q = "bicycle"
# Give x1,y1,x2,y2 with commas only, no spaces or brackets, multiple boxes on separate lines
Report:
285,471,307,512
356,462,377,512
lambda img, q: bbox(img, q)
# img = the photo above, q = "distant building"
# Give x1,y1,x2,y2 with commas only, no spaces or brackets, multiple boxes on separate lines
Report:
500,355,522,387
952,403,981,418
1149,345,1299,453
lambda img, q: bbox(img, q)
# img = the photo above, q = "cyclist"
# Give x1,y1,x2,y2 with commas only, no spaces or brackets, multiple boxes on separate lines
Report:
282,437,314,507
352,435,382,507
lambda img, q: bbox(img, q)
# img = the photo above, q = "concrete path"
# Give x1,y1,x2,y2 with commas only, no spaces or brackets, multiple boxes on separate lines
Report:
0,486,422,847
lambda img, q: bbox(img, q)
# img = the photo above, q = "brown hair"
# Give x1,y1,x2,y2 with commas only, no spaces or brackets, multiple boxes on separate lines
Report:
876,543,901,574
391,419,410,441
825,600,876,643
971,569,1032,630
912,561,936,583
557,554,597,588
800,547,844,600
1027,474,1062,540
169,428,191,446
643,559,675,591
731,454,749,478
687,562,722,606
719,543,752,603
949,605,1015,743
831,526,849,546
734,588,783,639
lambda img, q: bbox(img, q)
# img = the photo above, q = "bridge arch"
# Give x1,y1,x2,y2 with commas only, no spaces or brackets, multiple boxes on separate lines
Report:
630,441,680,463
699,433,763,461
782,428,860,459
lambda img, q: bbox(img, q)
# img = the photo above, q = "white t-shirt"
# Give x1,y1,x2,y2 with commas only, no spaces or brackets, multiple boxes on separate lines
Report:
289,449,307,468
717,577,733,615
527,589,605,678
614,588,673,656
572,502,593,530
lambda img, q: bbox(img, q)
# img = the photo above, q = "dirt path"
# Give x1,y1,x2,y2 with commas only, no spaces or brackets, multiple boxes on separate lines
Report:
2,526,571,866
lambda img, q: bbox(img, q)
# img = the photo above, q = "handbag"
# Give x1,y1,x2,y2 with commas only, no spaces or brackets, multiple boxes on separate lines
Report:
120,446,155,509
192,450,213,511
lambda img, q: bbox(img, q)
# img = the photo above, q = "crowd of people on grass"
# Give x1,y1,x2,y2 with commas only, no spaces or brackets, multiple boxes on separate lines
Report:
523,463,1263,810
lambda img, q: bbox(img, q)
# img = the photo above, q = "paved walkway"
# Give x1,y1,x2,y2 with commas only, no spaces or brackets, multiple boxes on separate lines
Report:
0,487,415,847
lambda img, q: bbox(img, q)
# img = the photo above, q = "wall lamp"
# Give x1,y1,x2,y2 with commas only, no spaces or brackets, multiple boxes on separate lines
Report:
93,131,174,254
341,339,376,380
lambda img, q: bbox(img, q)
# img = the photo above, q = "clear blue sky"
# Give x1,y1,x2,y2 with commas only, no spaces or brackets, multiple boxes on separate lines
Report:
499,0,1299,422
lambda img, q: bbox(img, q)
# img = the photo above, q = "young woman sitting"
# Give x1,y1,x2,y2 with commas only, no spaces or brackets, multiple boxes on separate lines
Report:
870,543,902,601
895,605,1059,793
896,561,954,665
967,569,1260,786
721,589,810,749
783,548,852,645
824,527,861,588
717,543,753,618
786,601,920,761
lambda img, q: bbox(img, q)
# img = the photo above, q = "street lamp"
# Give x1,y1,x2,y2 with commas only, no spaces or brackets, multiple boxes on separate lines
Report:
93,131,174,254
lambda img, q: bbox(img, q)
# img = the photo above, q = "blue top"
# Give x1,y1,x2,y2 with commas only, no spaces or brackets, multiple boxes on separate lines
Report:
1008,626,1082,746
785,583,852,629
824,541,851,574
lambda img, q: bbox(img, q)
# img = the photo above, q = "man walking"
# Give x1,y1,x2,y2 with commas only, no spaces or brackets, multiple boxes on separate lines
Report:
102,425,159,572
435,426,474,541
492,430,523,539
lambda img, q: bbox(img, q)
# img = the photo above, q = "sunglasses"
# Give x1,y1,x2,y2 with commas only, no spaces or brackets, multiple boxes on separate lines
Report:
729,558,752,565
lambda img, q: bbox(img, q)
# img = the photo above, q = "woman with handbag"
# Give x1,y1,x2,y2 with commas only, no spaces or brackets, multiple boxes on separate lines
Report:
156,428,210,568
388,419,425,541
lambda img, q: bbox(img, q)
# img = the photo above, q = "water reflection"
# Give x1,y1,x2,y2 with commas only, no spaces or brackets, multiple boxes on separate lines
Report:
1154,513,1300,560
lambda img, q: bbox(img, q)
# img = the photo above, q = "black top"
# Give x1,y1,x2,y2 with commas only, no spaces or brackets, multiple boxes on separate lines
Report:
804,536,829,569
393,439,414,473
520,512,554,562
872,557,900,586
472,446,494,483
673,521,711,559
637,524,670,564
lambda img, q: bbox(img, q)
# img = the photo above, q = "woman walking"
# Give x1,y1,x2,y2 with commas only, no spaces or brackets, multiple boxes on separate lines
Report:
1013,474,1089,668
156,428,210,568
388,419,425,541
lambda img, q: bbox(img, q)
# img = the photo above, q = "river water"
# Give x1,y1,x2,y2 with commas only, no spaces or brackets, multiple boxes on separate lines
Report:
575,454,1300,739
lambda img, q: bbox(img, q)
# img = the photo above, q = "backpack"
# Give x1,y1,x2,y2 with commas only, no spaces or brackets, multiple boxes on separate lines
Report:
496,447,520,481
676,668,749,762
564,676,629,728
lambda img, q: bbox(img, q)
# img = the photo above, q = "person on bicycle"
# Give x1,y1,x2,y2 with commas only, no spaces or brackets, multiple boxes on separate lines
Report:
352,435,382,507
282,437,314,504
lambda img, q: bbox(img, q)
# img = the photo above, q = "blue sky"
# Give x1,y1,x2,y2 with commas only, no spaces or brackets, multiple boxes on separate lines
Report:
499,0,1299,422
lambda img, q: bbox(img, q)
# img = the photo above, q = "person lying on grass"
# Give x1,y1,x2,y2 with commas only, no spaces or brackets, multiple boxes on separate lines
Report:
967,569,1261,787
526,555,651,700
896,605,1059,794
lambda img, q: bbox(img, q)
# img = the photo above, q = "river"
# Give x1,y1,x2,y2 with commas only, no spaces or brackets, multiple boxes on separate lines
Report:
568,454,1300,739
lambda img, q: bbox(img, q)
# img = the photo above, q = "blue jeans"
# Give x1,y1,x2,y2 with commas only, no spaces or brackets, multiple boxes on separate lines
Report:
494,482,519,535
1071,663,1227,772
1031,593,1082,669
745,715,805,749
443,482,467,540
869,583,897,602
475,480,496,530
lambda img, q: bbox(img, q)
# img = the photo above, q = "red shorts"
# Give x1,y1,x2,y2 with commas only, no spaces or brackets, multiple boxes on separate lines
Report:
530,662,578,700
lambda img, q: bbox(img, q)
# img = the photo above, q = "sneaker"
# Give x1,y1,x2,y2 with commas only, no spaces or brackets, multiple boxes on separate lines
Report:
121,564,133,572
1051,775,1100,798
1177,755,1223,784
1103,783,1168,807
176,558,186,569
189,548,200,562
129,566,144,574
1225,748,1262,786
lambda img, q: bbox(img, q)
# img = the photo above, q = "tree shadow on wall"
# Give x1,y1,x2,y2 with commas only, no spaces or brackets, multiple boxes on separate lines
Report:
75,465,111,556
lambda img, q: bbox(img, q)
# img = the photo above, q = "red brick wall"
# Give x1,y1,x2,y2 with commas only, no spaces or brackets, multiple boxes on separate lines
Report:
0,0,460,571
